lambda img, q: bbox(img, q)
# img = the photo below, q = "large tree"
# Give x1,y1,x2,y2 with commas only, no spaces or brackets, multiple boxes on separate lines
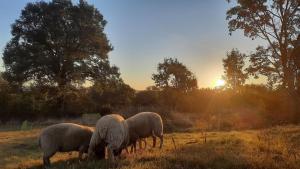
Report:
226,0,300,90
223,49,248,89
2,0,114,89
291,35,300,90
152,58,198,92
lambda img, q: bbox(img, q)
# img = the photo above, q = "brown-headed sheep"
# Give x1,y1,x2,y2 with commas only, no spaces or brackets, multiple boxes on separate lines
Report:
38,123,94,166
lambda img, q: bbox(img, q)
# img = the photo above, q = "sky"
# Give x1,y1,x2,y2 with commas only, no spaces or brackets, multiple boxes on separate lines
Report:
0,0,265,90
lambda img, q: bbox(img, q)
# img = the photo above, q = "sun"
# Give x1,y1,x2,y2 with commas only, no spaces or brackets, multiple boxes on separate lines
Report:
215,79,225,87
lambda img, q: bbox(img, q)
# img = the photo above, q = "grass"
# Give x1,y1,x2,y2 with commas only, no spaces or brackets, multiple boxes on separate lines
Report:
0,125,300,169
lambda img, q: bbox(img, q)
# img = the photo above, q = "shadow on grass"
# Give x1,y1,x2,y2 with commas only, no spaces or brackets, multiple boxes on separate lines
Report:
24,157,109,169
25,140,251,169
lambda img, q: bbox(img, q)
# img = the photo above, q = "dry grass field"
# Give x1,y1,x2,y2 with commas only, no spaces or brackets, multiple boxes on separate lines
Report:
0,125,300,169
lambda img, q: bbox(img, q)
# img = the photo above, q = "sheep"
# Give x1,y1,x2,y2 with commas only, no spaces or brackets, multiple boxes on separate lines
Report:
88,114,129,162
38,123,95,166
88,112,163,161
125,112,163,151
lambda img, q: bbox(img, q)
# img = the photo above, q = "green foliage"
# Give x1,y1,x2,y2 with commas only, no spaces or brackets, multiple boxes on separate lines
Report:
2,0,113,88
152,58,198,93
133,89,160,107
223,49,248,89
226,0,300,90
0,0,136,120
88,79,135,110
0,81,135,121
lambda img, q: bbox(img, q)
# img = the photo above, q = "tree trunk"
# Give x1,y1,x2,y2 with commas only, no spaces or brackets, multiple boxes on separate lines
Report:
281,50,295,91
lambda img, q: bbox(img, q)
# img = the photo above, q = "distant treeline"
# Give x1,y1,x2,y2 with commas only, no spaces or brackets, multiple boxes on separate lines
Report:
1,79,300,130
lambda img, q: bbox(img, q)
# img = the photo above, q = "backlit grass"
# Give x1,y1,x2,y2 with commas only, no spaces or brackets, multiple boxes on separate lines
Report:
0,125,299,169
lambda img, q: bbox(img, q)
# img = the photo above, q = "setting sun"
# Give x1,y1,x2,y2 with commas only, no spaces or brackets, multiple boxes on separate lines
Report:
215,79,225,87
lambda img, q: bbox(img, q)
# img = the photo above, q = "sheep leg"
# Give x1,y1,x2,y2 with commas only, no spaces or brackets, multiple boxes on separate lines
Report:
159,135,163,149
130,144,134,154
143,139,147,149
107,146,115,162
78,146,86,160
79,144,89,160
152,136,157,148
43,156,50,166
125,147,129,154
78,152,82,160
107,147,118,168
43,151,55,166
94,142,106,159
131,142,137,153
88,140,96,158
138,139,142,149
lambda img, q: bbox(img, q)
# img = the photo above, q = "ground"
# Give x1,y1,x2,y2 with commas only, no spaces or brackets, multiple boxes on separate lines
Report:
0,125,300,169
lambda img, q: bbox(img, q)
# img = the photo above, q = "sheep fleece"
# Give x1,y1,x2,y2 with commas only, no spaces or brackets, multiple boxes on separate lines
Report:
39,123,93,158
88,114,129,156
125,112,163,147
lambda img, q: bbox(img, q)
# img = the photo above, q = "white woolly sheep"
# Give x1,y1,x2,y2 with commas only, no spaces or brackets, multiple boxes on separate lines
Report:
38,123,94,166
88,114,129,162
125,112,163,150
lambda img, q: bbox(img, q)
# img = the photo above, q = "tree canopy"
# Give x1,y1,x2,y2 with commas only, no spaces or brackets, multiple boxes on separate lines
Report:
227,0,300,90
152,58,198,92
2,0,116,89
223,49,248,89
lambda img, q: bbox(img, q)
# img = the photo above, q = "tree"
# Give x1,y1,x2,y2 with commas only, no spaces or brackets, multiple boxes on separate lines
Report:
152,58,198,92
2,0,114,89
223,49,248,89
226,0,300,90
133,87,160,107
88,78,135,110
291,35,300,91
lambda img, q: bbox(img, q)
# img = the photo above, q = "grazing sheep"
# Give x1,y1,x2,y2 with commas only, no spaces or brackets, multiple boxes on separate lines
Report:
125,112,163,150
88,114,129,162
88,112,163,161
38,123,94,166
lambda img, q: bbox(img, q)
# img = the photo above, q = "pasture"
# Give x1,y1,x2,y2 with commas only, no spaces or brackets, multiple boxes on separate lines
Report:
0,125,300,169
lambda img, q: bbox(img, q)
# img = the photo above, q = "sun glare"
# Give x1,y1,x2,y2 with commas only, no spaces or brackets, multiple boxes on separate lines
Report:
215,79,225,87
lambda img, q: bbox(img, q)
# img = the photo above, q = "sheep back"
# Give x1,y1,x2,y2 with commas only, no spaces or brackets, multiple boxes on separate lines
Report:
39,123,94,154
126,112,163,140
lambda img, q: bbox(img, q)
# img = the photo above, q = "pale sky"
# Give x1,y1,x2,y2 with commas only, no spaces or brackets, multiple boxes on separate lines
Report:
0,0,265,90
